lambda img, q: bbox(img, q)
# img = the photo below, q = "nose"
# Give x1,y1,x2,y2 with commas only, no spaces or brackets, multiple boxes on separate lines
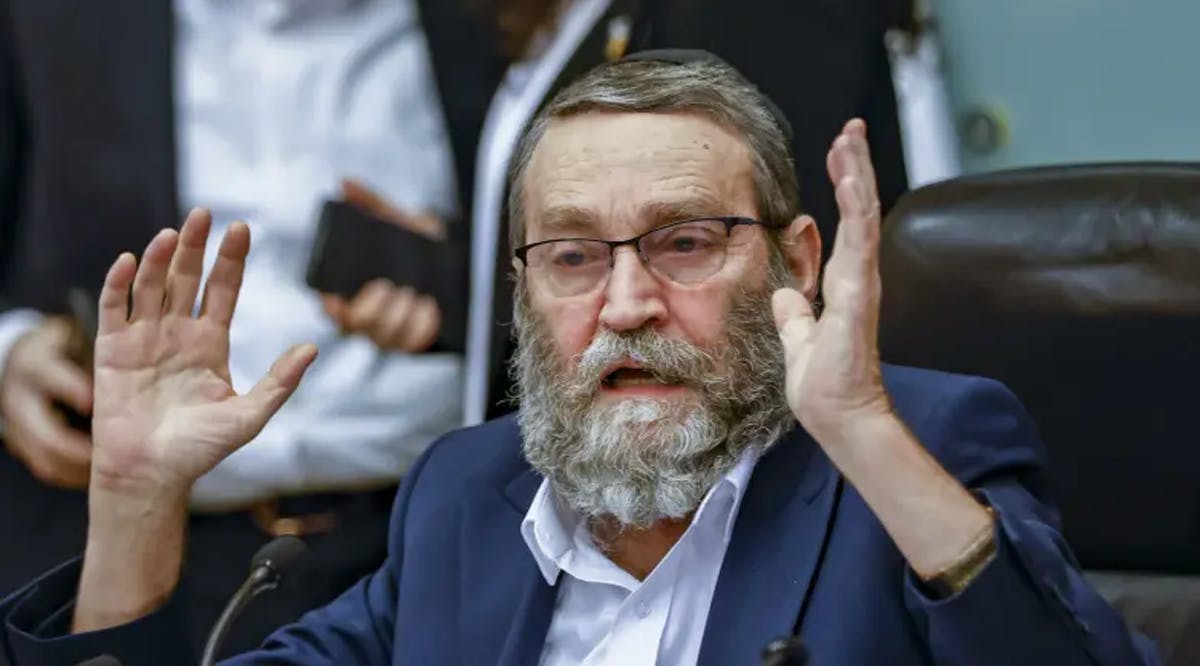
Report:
598,246,667,333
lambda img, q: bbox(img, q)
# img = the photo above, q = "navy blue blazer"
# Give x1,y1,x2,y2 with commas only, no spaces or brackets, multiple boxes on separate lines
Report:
0,365,1159,665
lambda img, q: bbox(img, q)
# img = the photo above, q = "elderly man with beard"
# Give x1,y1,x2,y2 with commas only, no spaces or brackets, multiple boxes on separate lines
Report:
0,54,1157,666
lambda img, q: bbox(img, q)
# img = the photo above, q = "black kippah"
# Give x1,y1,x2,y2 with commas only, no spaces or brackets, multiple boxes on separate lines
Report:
619,48,794,142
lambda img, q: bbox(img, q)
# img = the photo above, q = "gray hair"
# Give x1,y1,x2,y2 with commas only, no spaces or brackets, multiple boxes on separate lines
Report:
507,57,801,250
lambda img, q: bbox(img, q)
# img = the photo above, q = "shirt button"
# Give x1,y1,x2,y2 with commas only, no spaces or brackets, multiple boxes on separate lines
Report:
636,601,651,618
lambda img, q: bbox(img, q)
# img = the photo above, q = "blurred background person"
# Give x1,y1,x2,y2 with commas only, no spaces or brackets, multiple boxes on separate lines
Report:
0,0,463,657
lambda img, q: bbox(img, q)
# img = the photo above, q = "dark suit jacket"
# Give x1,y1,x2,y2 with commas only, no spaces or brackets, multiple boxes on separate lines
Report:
0,366,1159,665
0,0,178,314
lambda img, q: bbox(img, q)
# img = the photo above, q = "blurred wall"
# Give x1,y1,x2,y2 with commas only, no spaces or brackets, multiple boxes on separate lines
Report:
930,0,1200,173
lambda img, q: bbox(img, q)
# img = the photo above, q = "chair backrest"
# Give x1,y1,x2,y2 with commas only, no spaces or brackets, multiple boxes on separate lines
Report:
878,163,1200,573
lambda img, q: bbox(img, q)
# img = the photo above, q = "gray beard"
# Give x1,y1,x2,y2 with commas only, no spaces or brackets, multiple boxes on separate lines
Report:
511,273,794,529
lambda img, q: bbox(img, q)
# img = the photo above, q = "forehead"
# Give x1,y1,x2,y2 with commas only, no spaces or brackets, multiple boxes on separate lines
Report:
522,111,756,240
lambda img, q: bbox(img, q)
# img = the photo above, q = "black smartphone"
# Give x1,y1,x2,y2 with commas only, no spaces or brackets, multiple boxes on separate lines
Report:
305,199,467,353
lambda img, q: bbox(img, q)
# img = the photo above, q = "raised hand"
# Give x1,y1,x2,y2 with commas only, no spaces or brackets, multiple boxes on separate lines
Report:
772,119,891,443
771,122,1000,588
88,209,317,497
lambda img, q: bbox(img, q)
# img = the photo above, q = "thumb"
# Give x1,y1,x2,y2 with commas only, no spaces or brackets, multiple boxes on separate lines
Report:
341,178,444,240
235,343,318,438
772,287,816,366
340,178,386,212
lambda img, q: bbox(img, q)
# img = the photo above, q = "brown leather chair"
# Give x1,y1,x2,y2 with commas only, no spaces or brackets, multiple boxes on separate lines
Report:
878,163,1200,665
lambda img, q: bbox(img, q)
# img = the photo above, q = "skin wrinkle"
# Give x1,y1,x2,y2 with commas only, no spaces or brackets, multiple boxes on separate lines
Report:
512,112,798,529
525,113,752,241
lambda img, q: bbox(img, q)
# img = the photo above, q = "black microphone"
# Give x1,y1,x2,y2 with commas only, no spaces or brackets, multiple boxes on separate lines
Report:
200,535,308,666
75,657,123,666
761,637,809,665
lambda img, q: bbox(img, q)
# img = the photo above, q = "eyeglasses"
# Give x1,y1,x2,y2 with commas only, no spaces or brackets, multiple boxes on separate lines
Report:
514,216,778,297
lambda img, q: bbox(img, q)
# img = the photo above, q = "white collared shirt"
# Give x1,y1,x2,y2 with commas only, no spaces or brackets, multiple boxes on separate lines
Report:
521,451,759,665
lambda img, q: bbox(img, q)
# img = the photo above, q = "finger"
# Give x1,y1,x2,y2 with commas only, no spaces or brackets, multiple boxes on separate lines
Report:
342,178,445,240
29,356,94,415
832,175,879,258
129,229,180,322
341,178,390,216
198,222,251,327
36,316,73,348
771,287,817,368
829,134,869,207
20,439,91,489
164,208,213,315
826,138,848,187
321,294,348,324
8,395,92,487
842,120,879,204
98,253,137,334
826,128,875,210
402,296,441,352
344,279,392,333
236,343,318,440
823,177,882,320
844,117,867,138
368,287,418,349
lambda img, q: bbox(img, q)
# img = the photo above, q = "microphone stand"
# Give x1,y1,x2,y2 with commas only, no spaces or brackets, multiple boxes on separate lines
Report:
200,567,278,666
200,536,306,666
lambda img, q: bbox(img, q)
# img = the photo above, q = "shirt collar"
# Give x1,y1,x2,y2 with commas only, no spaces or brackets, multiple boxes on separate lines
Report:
520,448,760,586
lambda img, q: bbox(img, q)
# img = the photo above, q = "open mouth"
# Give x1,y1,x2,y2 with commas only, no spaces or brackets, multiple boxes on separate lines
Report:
600,366,680,389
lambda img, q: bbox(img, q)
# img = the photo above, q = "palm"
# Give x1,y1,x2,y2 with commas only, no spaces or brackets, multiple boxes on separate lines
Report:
774,120,889,439
89,211,315,491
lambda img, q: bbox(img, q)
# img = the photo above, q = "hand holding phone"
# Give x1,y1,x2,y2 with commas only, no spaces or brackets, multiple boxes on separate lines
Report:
322,279,443,353
306,182,467,353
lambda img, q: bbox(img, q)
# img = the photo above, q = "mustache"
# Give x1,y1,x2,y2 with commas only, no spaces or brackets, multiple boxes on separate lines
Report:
570,328,719,395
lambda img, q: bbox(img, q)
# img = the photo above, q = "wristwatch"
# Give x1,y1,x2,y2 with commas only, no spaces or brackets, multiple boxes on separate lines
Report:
922,504,998,598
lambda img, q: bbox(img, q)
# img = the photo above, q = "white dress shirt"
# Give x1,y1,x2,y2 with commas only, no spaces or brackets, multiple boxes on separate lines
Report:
521,451,758,665
0,0,464,506
463,0,612,425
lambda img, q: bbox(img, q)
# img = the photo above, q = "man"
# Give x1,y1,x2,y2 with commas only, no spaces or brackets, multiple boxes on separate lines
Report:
0,56,1157,665
0,0,462,654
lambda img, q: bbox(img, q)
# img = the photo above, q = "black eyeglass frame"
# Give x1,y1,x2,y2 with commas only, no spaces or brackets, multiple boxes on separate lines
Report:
512,216,785,267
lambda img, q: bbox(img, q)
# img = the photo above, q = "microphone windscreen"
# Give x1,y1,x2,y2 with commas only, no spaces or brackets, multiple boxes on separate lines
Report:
250,535,307,575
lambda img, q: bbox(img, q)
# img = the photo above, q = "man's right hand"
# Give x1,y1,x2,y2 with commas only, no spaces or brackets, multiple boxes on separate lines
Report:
89,208,317,499
73,208,317,633
0,317,94,488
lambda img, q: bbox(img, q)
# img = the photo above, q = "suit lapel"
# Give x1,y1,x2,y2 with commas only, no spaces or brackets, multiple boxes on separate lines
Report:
459,464,557,666
698,426,841,666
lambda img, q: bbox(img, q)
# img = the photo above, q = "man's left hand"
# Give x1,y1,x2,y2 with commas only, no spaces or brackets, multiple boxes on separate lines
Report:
772,119,892,445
